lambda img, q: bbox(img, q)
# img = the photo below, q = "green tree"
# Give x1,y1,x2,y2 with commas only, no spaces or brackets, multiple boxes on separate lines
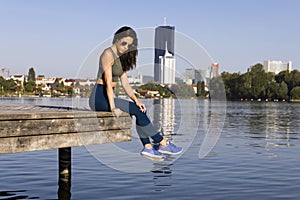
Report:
196,81,205,97
221,72,240,100
140,82,157,91
289,70,300,91
237,72,251,99
276,70,300,98
275,70,288,83
209,76,226,100
249,63,269,99
140,82,173,97
170,83,195,98
65,86,74,97
0,77,17,93
290,86,300,100
28,67,36,82
24,81,36,93
0,77,5,93
278,81,288,100
266,82,279,100
23,68,36,93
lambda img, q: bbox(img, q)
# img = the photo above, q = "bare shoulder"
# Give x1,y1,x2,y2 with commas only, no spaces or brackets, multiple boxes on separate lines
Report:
101,48,114,62
101,48,114,73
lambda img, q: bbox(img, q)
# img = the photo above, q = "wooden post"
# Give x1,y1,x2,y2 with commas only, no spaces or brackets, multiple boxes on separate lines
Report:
58,147,71,200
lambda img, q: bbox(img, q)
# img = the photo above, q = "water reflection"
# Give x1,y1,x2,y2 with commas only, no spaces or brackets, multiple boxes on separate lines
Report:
151,158,174,192
58,147,72,200
0,190,30,200
58,175,71,200
149,98,175,190
198,100,226,158
2,99,300,199
152,98,176,140
229,102,300,153
258,104,292,147
147,98,179,190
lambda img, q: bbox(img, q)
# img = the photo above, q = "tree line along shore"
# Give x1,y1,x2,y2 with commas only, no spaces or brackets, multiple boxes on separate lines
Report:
1,64,300,101
210,63,300,101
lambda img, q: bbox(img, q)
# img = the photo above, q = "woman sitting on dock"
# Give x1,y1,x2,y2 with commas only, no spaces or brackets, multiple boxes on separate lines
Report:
89,26,182,159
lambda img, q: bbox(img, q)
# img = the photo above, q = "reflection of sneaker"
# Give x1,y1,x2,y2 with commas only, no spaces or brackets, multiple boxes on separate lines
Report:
141,147,165,160
158,141,183,155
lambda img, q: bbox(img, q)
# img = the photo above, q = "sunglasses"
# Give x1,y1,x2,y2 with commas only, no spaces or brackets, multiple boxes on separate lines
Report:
120,41,134,48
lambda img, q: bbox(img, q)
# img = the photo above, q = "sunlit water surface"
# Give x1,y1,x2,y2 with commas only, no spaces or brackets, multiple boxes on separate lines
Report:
0,97,299,200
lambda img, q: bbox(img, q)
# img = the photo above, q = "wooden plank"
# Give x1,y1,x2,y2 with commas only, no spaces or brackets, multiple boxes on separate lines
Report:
0,129,131,154
0,115,132,137
0,109,129,120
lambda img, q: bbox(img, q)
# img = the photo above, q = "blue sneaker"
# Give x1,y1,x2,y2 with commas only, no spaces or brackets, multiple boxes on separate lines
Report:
158,141,183,155
141,147,165,160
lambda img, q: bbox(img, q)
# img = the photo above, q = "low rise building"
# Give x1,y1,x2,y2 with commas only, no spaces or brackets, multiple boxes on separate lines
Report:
263,60,292,74
9,75,25,86
36,76,56,86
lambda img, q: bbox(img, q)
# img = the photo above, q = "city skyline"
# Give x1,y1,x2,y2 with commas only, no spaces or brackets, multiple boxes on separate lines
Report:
1,0,300,78
0,59,296,84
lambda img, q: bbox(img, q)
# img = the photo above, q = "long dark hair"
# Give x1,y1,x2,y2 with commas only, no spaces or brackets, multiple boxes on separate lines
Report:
113,26,138,72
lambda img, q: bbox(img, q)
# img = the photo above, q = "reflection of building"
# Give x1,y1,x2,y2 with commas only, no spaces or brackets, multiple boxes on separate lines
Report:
264,104,291,149
161,98,175,137
154,22,175,83
263,60,292,74
152,98,175,139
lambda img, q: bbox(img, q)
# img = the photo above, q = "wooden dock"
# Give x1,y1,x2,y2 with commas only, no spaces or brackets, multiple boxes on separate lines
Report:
0,103,132,199
0,104,132,154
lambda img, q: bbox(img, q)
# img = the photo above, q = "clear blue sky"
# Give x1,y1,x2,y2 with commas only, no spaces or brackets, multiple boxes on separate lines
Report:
1,0,299,78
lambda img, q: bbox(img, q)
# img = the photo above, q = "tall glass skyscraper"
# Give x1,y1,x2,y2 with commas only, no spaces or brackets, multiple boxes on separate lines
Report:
154,25,175,83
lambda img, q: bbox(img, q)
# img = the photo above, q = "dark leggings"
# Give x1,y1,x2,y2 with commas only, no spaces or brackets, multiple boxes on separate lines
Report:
89,84,163,146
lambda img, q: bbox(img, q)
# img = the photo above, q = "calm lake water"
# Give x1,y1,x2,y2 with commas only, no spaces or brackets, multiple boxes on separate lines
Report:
0,97,300,200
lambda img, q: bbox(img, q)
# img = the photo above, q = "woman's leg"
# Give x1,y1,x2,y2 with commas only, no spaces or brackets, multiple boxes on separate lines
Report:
90,87,182,155
89,84,110,111
89,85,162,145
114,98,164,146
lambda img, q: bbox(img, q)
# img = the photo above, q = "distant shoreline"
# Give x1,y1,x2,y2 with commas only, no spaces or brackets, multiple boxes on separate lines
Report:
1,95,299,103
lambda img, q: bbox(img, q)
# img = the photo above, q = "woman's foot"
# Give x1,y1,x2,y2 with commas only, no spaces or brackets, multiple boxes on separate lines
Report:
140,147,165,160
158,141,183,155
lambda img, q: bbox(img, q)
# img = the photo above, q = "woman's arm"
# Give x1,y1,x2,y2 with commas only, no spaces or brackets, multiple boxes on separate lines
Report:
120,72,146,112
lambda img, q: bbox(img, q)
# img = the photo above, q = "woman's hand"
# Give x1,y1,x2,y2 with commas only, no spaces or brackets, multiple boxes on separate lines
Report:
112,108,123,118
135,100,146,113
120,73,146,113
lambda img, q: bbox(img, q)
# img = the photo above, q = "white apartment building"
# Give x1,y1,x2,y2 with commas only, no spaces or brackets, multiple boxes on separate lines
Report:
159,41,175,84
263,60,292,74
